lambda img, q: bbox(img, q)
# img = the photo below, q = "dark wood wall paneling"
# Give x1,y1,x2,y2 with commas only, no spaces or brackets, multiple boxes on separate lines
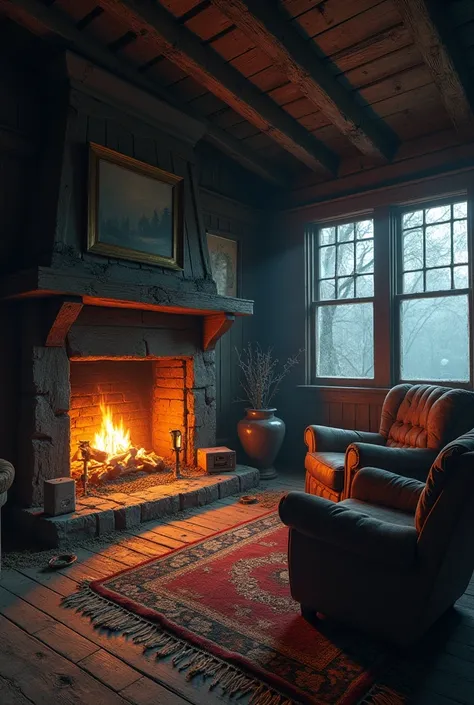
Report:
52,83,212,293
0,26,43,464
199,185,264,451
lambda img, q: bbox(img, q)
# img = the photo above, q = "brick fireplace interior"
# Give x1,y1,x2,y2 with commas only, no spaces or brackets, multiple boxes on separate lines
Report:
69,357,192,473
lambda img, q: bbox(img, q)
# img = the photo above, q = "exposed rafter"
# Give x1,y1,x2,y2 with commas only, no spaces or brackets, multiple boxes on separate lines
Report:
209,0,399,161
393,0,474,136
97,0,339,174
6,0,289,187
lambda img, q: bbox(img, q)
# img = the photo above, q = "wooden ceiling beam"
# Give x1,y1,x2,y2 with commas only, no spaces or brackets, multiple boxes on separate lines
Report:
97,0,339,173
393,0,474,136
7,0,289,187
209,0,399,161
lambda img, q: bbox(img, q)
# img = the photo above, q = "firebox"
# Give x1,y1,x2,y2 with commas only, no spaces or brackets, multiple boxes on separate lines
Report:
69,358,196,487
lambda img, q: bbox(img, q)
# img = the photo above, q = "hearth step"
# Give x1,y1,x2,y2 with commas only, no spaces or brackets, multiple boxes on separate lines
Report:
8,466,260,549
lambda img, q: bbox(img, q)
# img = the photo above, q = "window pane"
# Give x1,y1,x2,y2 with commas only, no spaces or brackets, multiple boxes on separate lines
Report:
404,271,423,294
356,240,374,274
356,274,374,297
317,303,374,378
403,229,423,272
400,295,469,381
425,204,451,224
337,223,354,242
454,265,468,289
356,220,373,239
425,223,451,267
320,227,335,245
426,267,451,291
319,245,335,278
319,279,335,300
337,276,354,299
402,210,423,229
453,202,467,219
337,243,354,275
453,220,468,264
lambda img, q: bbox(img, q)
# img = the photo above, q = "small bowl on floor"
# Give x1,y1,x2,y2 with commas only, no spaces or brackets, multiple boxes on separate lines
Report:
48,554,77,569
239,495,258,505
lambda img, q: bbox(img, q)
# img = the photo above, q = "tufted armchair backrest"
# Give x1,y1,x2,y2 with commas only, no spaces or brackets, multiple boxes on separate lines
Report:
379,384,474,450
415,429,474,532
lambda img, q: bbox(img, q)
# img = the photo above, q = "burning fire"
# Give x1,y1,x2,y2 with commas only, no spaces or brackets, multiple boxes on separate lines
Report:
94,402,131,459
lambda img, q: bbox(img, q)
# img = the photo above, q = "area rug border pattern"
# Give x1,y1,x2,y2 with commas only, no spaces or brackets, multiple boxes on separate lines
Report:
63,509,401,705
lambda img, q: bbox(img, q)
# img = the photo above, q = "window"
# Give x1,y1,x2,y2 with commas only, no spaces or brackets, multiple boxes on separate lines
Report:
314,218,375,379
309,196,472,386
398,201,470,382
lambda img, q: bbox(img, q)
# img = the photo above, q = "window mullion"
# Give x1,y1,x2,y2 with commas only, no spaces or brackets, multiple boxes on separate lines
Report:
373,206,392,387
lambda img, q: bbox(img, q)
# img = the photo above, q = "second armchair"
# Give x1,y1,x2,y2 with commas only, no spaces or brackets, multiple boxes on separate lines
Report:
305,384,474,501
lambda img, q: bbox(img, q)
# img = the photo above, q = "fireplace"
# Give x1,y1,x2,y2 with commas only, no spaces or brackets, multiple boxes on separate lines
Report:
14,302,220,507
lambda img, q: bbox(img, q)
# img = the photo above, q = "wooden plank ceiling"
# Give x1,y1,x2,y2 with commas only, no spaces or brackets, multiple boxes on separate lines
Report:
3,0,474,192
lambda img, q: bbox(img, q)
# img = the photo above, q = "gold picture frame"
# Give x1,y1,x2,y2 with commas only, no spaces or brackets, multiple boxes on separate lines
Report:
87,143,184,269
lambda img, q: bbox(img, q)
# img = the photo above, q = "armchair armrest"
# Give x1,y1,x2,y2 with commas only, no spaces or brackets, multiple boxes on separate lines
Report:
351,467,425,513
279,491,418,567
304,425,385,453
345,444,437,498
0,459,14,495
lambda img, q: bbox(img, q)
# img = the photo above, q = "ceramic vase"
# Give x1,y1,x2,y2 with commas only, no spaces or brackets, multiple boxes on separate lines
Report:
237,408,285,480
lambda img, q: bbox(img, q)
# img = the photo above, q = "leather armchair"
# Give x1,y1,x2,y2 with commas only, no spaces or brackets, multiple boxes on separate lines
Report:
281,430,474,646
305,384,474,501
0,459,15,575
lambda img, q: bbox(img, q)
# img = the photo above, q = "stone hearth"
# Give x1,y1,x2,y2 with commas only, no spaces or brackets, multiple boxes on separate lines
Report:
10,466,259,548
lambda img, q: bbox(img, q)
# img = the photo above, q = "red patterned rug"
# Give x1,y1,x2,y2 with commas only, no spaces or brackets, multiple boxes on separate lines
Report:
64,511,402,704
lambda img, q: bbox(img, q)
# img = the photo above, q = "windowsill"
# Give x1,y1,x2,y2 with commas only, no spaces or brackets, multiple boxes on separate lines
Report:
297,385,390,392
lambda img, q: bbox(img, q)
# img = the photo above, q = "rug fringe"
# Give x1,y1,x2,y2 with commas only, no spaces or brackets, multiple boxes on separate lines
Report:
63,582,294,705
359,684,406,705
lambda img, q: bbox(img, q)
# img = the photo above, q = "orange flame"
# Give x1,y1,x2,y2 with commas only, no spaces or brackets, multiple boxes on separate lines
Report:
94,402,131,459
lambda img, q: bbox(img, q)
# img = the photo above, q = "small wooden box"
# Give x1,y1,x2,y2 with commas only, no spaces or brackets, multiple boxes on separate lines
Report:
44,478,76,516
197,446,236,474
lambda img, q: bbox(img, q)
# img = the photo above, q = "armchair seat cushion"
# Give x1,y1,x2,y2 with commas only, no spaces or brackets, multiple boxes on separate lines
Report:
305,451,345,491
341,498,415,528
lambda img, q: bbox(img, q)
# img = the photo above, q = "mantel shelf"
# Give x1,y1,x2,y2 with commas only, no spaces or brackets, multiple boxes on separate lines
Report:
1,266,254,319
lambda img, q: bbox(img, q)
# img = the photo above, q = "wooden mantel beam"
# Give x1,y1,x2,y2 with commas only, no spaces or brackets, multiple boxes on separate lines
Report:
393,0,474,136
210,0,399,161
97,0,339,174
7,0,288,187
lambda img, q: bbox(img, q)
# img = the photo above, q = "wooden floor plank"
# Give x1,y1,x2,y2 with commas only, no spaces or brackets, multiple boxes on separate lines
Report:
78,649,142,691
120,675,191,705
0,585,56,635
0,614,129,705
34,622,100,663
126,527,186,550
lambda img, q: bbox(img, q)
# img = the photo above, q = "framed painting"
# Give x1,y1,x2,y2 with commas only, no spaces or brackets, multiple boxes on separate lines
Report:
207,232,238,297
87,143,184,269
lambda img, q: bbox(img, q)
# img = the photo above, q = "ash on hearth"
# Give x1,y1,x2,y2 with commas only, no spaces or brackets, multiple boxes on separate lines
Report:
70,401,166,487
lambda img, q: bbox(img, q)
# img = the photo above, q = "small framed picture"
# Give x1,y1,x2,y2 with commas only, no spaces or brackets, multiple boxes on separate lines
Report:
207,232,238,297
87,143,184,269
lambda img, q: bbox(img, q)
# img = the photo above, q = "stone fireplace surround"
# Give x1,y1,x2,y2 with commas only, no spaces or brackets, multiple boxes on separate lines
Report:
16,302,221,508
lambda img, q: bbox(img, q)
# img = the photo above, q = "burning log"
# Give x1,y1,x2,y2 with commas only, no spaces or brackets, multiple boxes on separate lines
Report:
89,447,108,463
108,451,129,467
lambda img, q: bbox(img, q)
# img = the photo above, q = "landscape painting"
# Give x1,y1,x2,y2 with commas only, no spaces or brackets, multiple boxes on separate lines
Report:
87,143,184,269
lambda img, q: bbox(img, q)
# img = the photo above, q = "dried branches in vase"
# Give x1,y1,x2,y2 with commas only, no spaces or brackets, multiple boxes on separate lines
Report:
236,344,302,481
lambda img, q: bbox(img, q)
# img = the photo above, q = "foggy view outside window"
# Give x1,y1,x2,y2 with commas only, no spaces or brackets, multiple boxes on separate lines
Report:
400,201,469,381
316,219,374,378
